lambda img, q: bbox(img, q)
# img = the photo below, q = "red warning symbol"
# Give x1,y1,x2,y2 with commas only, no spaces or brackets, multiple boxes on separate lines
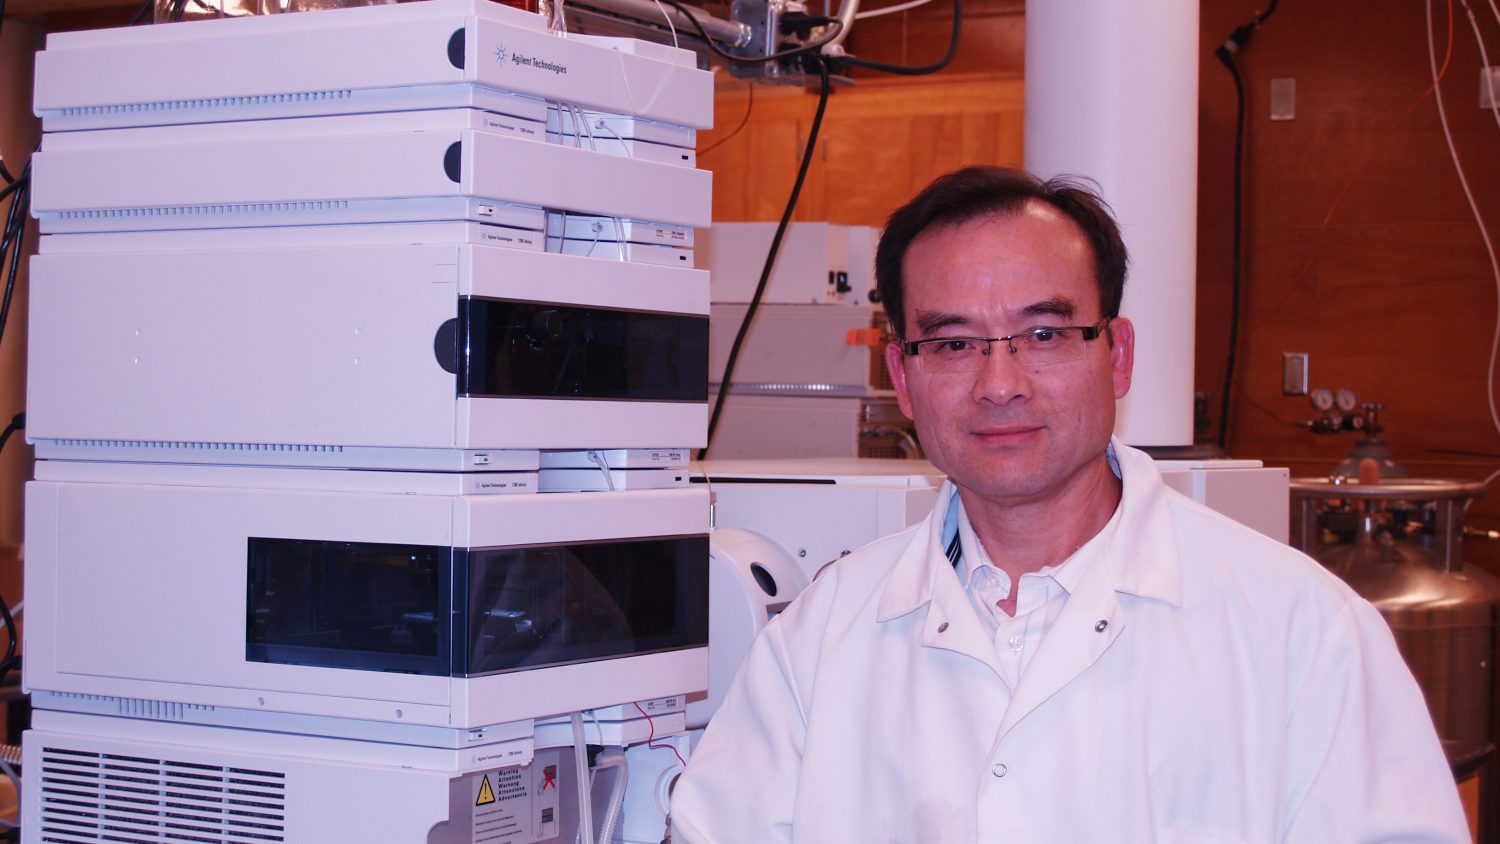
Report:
541,765,557,791
476,774,496,806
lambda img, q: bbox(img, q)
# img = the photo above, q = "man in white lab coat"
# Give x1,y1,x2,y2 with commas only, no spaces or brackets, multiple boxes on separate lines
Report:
671,167,1468,842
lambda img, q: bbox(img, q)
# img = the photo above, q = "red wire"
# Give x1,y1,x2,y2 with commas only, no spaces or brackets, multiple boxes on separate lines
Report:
698,83,754,158
635,701,688,769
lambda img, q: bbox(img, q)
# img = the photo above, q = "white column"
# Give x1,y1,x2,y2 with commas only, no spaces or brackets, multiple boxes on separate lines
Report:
1024,0,1199,448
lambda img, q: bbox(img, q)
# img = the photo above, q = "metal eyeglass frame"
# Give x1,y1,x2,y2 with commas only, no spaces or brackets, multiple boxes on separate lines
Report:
901,320,1109,368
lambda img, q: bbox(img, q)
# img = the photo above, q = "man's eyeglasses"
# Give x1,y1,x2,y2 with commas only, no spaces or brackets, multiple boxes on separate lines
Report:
901,321,1108,373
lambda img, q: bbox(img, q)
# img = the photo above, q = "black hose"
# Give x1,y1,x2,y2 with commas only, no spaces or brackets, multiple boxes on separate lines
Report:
1212,2,1277,450
701,59,832,460
830,0,961,76
1216,49,1245,451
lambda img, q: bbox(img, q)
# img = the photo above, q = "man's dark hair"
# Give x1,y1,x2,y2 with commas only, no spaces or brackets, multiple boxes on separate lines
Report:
874,166,1128,338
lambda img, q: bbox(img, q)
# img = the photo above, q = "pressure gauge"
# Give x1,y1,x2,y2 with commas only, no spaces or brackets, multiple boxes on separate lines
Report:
1310,387,1334,412
1336,388,1358,413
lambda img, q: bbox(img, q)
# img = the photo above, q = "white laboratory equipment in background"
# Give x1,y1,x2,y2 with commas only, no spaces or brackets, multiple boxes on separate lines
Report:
702,223,916,460
23,3,714,841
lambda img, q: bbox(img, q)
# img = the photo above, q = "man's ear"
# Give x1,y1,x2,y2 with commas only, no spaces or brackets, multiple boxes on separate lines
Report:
1108,316,1135,400
886,342,915,419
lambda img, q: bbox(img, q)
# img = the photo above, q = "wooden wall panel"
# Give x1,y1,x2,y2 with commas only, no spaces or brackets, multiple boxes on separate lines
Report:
699,74,1024,225
708,1,1500,575
1196,1,1500,570
840,0,1022,78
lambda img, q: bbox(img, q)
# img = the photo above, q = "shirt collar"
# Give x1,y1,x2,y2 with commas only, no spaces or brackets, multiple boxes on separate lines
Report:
877,437,1183,623
946,443,1126,596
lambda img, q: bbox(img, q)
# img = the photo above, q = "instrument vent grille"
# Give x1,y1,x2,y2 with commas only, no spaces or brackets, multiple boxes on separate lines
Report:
45,692,216,723
56,201,351,220
60,90,354,118
48,439,345,454
37,746,287,843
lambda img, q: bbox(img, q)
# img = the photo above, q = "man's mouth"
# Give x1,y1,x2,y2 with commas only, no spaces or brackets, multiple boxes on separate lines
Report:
971,424,1043,440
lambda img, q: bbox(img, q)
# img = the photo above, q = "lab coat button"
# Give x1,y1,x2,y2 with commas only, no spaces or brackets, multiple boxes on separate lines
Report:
937,622,949,633
991,763,1008,778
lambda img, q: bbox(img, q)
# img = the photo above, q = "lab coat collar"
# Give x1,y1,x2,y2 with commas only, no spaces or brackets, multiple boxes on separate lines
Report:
875,482,1007,675
875,437,1184,625
1104,439,1185,608
875,481,960,625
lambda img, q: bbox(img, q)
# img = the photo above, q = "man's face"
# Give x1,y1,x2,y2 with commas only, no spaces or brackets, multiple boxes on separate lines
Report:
885,203,1135,509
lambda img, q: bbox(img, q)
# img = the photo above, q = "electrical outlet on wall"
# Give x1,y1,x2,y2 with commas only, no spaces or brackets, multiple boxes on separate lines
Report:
1269,78,1296,121
1282,352,1309,396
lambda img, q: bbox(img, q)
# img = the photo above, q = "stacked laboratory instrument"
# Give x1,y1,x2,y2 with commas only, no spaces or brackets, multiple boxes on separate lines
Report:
22,3,712,841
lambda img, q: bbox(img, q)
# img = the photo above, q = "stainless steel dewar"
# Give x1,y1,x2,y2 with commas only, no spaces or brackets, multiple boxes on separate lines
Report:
1291,477,1500,746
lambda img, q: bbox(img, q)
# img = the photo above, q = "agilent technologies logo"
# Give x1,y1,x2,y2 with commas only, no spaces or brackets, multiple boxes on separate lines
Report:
492,44,569,75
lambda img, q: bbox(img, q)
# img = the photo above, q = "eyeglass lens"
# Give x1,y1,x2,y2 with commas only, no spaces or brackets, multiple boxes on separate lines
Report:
918,328,1089,372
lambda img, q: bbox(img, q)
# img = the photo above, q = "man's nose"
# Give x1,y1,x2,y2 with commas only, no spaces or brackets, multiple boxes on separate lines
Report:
970,343,1030,405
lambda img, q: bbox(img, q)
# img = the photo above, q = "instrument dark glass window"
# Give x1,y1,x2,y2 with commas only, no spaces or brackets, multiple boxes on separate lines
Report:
460,298,708,402
246,535,709,677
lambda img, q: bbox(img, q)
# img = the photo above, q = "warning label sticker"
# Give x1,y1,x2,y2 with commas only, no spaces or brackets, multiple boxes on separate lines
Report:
476,775,497,806
471,749,562,844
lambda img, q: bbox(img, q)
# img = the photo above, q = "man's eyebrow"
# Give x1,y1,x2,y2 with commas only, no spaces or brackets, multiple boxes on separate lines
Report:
1019,298,1078,320
911,310,972,337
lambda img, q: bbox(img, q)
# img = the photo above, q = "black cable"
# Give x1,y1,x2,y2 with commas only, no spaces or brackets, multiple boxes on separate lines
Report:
0,595,17,690
1212,3,1278,450
0,159,24,204
653,0,844,65
828,0,961,76
0,413,24,456
0,168,22,272
129,0,155,25
0,413,24,689
1256,0,1280,26
0,209,25,354
701,58,832,460
0,188,18,263
0,160,28,355
1215,49,1244,451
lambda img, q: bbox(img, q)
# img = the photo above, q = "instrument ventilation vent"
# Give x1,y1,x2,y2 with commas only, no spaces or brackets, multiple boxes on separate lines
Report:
60,90,353,118
56,201,351,220
48,439,345,454
38,746,287,843
46,692,216,723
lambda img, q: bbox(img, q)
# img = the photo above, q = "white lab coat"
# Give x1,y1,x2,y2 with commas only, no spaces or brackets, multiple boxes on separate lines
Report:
672,442,1468,843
